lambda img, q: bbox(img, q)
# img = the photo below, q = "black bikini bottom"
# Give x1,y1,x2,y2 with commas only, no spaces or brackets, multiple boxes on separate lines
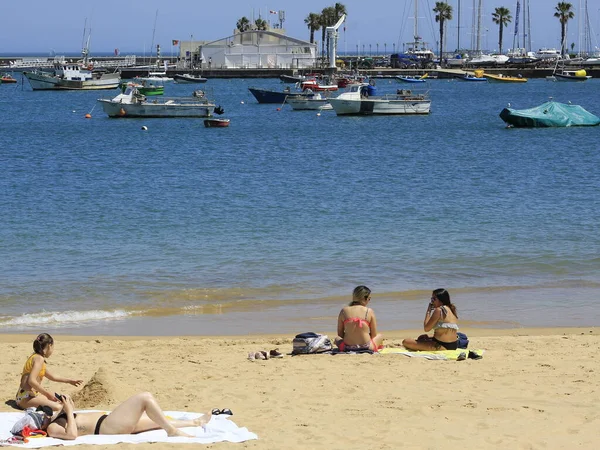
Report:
433,337,458,350
94,414,108,435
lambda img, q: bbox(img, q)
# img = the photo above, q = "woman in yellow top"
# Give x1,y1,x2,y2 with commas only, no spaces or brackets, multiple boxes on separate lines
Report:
16,333,83,411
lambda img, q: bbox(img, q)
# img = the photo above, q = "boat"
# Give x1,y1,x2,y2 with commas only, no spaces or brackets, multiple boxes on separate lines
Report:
499,101,600,127
279,74,306,83
328,83,431,116
135,71,173,83
300,78,339,92
554,69,592,82
457,69,487,82
248,86,316,104
204,118,230,127
173,73,208,83
286,93,333,111
484,73,528,83
120,81,164,96
24,62,120,90
0,73,17,84
97,85,215,118
396,73,428,83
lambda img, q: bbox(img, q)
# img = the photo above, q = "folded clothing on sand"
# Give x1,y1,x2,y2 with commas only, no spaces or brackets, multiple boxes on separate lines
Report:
0,410,258,448
379,348,485,360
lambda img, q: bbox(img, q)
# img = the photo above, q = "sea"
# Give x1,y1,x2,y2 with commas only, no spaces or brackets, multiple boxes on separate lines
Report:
1,74,599,336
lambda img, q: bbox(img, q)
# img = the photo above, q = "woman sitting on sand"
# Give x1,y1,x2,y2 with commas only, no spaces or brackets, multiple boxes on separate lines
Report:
15,333,82,412
402,288,459,351
334,285,383,352
15,392,211,439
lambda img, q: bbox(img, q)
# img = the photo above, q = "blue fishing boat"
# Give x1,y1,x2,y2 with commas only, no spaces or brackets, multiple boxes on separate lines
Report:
499,101,600,127
396,73,428,83
248,87,316,104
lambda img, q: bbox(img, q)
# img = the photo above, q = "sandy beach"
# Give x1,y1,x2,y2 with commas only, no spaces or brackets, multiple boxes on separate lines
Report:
1,328,598,449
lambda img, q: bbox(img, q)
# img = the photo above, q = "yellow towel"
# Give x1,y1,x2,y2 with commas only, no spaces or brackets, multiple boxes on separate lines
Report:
380,347,484,360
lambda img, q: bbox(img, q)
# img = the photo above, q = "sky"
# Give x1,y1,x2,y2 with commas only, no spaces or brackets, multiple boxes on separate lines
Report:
1,0,599,55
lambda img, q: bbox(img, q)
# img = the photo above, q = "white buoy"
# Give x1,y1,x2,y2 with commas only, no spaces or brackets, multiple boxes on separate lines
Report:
72,110,76,113
141,126,148,131
240,100,245,104
316,112,321,116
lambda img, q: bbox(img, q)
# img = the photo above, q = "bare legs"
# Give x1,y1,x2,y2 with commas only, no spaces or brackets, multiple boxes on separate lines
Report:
402,334,439,351
17,395,62,412
100,392,210,437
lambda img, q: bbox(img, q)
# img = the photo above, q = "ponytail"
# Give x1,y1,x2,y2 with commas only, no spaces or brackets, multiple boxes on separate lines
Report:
33,333,53,356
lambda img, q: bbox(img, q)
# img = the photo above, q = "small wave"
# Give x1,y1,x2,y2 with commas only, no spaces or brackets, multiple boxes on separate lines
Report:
0,309,133,328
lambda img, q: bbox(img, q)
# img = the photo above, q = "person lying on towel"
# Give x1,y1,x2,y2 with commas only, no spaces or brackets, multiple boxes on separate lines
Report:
402,288,459,351
334,285,384,352
13,392,210,439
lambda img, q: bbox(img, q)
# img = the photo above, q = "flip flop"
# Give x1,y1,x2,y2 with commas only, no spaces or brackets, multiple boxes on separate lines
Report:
211,408,233,416
269,348,283,358
219,408,233,416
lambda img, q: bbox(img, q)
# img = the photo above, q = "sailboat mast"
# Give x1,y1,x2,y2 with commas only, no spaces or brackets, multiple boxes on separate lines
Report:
526,0,531,51
150,9,158,65
457,0,461,50
512,0,520,51
414,0,418,43
476,0,482,52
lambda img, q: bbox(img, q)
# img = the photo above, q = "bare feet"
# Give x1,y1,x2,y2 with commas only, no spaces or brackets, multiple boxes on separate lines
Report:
167,428,194,438
193,410,212,428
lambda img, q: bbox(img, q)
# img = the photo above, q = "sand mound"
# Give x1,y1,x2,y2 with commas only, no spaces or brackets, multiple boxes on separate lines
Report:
72,367,116,408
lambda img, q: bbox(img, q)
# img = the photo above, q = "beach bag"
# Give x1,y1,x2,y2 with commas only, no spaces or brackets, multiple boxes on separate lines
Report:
457,332,469,349
292,332,332,355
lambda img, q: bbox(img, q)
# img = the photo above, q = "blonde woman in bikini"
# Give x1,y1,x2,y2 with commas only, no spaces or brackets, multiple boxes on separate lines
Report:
15,333,83,412
402,288,459,351
334,285,383,352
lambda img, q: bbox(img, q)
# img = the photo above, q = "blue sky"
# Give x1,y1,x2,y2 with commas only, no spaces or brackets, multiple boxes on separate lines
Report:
1,1,598,54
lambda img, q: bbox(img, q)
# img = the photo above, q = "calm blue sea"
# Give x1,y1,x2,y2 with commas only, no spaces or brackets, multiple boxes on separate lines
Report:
1,75,599,335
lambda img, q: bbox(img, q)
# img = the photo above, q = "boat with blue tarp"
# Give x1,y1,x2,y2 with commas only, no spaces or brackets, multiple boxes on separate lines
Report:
499,101,600,127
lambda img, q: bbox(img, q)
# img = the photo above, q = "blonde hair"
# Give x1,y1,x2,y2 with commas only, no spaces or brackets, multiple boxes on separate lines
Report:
350,285,371,306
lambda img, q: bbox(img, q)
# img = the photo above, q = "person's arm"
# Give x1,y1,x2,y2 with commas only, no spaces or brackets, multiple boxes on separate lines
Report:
26,356,56,400
47,396,77,440
423,306,441,332
337,310,345,339
369,309,378,338
45,369,83,387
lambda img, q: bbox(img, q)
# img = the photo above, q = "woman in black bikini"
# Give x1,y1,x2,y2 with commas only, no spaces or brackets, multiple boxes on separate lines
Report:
402,288,459,351
36,392,210,439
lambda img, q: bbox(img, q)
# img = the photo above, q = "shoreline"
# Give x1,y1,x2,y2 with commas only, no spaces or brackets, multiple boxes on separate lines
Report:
1,328,598,449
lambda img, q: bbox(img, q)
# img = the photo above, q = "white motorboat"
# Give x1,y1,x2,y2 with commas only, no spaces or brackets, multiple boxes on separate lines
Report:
329,83,430,116
24,61,120,90
97,85,215,118
287,93,332,110
554,69,592,82
135,71,173,83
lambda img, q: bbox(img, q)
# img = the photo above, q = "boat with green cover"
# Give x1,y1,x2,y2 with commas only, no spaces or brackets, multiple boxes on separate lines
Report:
120,81,164,96
499,101,600,128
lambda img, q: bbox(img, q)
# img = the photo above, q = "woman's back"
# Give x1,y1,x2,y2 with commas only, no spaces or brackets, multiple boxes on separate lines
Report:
339,305,372,345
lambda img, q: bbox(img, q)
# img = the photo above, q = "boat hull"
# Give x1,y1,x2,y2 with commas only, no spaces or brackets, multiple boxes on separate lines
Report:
173,74,208,83
396,76,426,83
204,118,230,127
329,97,431,115
98,99,215,118
248,87,314,104
24,71,120,90
485,74,527,83
554,74,592,82
287,98,332,110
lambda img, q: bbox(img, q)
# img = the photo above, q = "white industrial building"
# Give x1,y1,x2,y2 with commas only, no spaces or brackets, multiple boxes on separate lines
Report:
178,30,317,69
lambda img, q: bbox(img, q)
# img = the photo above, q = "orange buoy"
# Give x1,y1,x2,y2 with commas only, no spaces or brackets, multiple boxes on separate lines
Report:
119,108,126,116
84,113,91,119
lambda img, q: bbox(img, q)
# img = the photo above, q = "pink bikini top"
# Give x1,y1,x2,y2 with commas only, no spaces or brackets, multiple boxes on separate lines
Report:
342,307,371,329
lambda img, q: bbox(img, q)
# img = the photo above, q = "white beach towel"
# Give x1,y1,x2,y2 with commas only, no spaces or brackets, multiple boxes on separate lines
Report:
0,411,257,447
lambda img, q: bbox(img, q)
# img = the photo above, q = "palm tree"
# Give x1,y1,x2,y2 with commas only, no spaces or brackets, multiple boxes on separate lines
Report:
236,17,250,33
254,18,268,31
554,2,574,56
320,7,336,60
433,2,453,67
492,7,512,54
333,2,347,21
304,13,321,44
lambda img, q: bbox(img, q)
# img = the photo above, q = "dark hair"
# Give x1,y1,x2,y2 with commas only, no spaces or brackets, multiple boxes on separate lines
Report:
350,285,371,306
33,333,54,356
432,288,458,318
